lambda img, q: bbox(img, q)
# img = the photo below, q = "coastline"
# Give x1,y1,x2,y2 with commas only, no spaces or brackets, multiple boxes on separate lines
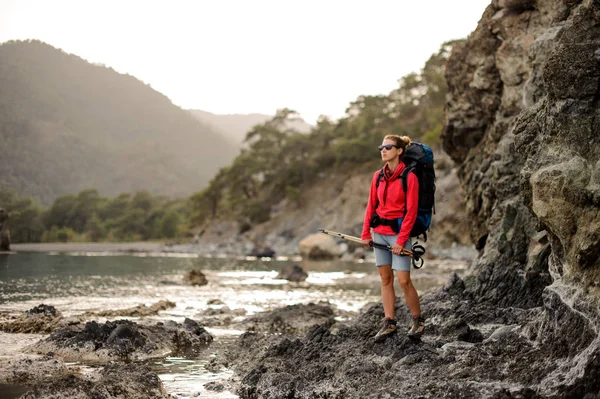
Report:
9,242,166,253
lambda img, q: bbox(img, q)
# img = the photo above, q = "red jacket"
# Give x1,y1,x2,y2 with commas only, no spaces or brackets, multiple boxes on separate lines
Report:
361,162,419,247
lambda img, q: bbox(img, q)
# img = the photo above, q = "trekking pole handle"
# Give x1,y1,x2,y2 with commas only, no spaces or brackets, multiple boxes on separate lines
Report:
369,241,414,257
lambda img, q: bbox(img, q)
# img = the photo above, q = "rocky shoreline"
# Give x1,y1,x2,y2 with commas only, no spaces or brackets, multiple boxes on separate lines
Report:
1,266,598,398
0,303,216,398
211,273,598,398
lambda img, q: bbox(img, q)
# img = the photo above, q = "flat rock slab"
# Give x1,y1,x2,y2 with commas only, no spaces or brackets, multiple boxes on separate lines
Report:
84,300,176,318
26,318,213,362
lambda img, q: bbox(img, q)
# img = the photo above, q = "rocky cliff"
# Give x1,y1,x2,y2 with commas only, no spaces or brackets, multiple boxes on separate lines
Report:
442,0,599,394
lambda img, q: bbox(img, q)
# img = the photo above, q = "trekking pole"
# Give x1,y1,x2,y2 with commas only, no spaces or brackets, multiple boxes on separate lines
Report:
318,228,425,269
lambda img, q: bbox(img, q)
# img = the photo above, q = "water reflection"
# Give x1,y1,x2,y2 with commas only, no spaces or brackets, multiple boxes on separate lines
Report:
0,254,9,270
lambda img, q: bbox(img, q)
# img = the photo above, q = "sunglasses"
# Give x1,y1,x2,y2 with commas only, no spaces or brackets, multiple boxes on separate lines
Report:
378,144,398,151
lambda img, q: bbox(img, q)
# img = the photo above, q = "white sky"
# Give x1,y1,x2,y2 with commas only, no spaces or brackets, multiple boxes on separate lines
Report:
0,0,491,124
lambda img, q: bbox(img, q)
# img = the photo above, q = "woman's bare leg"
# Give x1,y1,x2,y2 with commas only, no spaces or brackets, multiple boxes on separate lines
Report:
378,265,396,319
396,271,421,317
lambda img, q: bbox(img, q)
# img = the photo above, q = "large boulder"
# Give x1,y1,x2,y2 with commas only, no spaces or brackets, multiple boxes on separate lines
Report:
298,233,344,260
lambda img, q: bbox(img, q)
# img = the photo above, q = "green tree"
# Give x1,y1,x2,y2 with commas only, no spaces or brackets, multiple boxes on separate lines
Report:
69,189,102,233
114,208,147,241
86,213,107,242
159,211,181,238
99,193,131,221
44,195,76,229
131,191,153,212
0,187,45,243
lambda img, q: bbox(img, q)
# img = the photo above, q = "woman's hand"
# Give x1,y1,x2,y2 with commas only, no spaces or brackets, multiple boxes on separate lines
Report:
361,239,372,248
392,243,404,255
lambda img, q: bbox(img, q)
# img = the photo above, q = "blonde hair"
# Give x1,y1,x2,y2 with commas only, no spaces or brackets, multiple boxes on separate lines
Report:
384,135,411,158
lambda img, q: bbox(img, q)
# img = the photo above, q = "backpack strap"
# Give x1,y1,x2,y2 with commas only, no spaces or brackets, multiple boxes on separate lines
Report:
375,168,385,189
373,168,385,209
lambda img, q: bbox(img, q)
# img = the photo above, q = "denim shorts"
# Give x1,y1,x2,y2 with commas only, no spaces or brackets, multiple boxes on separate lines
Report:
373,232,412,272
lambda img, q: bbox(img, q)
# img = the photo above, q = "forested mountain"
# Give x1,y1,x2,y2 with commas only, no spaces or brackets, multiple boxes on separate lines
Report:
189,109,312,145
0,40,237,204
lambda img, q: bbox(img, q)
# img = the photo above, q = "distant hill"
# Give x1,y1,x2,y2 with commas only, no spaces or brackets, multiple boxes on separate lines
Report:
189,109,312,145
0,40,238,204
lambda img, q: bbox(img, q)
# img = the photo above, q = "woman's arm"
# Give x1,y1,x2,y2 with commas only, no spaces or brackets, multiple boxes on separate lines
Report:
361,172,380,240
396,172,419,246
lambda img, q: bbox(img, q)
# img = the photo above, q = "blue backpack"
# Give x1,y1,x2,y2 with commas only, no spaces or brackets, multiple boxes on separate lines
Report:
376,142,436,241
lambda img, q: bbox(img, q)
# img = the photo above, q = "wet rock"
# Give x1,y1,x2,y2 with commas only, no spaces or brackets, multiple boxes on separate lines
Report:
195,304,247,328
298,233,341,260
203,305,232,316
26,318,213,362
205,357,227,373
220,287,584,398
26,304,58,317
19,363,171,399
242,302,336,335
453,320,484,343
248,245,275,258
204,381,225,392
184,269,208,286
86,300,176,318
0,304,64,334
275,264,308,282
442,272,466,297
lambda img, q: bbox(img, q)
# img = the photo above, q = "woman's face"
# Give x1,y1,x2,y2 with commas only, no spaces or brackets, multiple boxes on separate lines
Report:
380,139,402,162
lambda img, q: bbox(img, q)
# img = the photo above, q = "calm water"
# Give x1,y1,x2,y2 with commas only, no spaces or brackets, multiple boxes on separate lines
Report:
0,251,467,398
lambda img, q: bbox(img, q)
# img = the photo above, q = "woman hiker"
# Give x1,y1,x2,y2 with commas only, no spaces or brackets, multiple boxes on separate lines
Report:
361,134,425,340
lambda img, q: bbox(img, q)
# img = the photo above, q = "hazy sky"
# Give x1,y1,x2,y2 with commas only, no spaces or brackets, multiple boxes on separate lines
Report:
1,0,491,124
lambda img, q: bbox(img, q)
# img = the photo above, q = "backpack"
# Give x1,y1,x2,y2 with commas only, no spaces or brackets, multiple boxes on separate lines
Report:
376,142,436,241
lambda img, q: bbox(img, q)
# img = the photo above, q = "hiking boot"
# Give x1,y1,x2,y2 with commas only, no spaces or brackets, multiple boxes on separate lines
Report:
408,315,425,339
374,318,397,341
